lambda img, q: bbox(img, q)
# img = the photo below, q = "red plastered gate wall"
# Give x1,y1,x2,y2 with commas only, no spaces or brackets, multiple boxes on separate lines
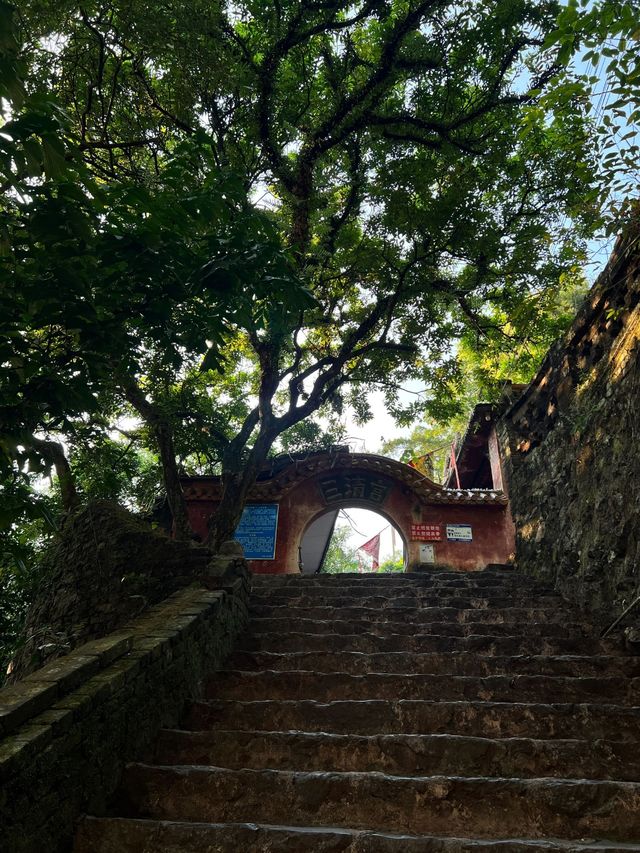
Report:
182,449,514,574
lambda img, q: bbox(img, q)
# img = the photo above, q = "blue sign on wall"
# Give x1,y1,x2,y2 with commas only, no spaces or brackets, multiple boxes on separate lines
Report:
234,503,279,559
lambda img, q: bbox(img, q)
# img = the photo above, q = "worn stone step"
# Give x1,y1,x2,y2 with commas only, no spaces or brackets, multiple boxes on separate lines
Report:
248,604,578,624
247,617,594,639
207,669,639,704
118,764,640,841
250,570,533,585
250,581,557,595
250,594,564,611
154,728,639,781
185,698,640,740
251,587,557,601
251,575,551,588
249,574,546,587
75,816,640,853
240,631,617,657
228,651,638,678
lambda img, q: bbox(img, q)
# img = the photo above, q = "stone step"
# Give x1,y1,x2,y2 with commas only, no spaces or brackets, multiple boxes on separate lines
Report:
206,669,639,704
250,594,564,610
248,616,595,639
185,698,640,740
249,584,551,598
240,631,617,656
75,816,640,852
228,650,638,678
248,604,578,623
251,575,551,588
154,728,639,781
117,763,640,841
250,570,532,585
251,580,563,601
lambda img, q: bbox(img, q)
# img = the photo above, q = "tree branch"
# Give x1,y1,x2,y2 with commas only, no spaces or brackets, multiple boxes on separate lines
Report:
30,436,79,512
120,373,193,540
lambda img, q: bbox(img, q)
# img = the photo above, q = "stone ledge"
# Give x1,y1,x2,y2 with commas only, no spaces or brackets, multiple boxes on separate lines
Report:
0,571,249,853
0,634,132,739
0,589,225,739
0,681,59,738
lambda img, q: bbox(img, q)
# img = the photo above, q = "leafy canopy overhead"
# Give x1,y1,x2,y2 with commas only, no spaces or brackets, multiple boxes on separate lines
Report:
2,0,606,544
542,0,640,230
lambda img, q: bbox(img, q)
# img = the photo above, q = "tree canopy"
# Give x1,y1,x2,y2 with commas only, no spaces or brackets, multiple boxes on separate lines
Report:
542,0,640,229
1,0,629,558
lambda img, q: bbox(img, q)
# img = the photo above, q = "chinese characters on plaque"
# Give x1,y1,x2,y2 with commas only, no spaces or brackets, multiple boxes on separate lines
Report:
410,523,442,541
446,524,473,542
234,503,279,559
319,474,390,505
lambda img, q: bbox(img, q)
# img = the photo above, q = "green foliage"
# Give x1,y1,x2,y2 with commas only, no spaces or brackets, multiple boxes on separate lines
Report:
378,557,405,573
321,524,360,574
1,0,615,557
70,437,160,507
0,130,305,502
457,266,591,400
0,1,76,194
0,477,57,681
543,0,640,230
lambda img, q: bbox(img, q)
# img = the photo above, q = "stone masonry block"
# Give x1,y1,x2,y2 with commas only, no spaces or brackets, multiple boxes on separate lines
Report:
0,723,52,783
33,707,75,737
0,681,59,737
23,654,100,696
77,634,132,666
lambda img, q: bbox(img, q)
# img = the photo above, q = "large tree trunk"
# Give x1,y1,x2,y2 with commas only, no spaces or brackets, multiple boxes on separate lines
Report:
208,472,251,549
207,430,274,550
153,420,193,541
31,436,79,512
121,375,193,541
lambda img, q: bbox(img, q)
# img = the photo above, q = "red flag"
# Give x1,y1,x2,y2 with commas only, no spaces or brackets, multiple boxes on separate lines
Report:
358,533,380,570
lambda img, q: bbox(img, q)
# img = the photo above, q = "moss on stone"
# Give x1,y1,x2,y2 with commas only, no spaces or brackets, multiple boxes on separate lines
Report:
8,501,209,682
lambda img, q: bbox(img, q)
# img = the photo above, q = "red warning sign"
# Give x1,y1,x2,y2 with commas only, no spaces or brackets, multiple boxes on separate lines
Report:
410,523,442,542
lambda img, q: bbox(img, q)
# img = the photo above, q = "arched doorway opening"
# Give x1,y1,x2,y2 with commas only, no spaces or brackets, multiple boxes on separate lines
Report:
299,506,407,575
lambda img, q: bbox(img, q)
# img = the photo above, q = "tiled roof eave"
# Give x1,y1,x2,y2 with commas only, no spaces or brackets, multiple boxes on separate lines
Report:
182,454,508,505
417,488,508,506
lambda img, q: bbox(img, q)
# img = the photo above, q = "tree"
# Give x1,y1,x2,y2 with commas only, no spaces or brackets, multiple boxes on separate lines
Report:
542,0,639,230
322,524,360,574
381,421,461,483
5,0,602,549
379,265,589,480
378,557,405,573
0,137,309,533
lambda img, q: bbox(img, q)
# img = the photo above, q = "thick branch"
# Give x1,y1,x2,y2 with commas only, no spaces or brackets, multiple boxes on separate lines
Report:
30,436,79,512
121,375,192,540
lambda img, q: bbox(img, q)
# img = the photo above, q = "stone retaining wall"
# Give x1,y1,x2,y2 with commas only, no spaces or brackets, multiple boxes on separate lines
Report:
0,575,249,853
498,222,640,621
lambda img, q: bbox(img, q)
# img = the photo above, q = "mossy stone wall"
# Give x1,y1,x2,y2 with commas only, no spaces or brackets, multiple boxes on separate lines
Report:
498,226,640,622
0,577,249,853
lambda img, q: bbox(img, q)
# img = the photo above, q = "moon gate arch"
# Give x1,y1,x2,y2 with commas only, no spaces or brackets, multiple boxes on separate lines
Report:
299,504,408,574
181,447,513,574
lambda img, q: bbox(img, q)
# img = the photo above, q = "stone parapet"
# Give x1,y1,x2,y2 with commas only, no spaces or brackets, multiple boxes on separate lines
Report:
0,575,249,853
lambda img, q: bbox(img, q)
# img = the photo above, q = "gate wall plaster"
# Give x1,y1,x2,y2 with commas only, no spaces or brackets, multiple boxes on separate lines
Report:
182,451,514,573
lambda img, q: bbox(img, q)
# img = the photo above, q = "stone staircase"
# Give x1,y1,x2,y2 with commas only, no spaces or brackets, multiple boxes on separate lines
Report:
75,569,640,851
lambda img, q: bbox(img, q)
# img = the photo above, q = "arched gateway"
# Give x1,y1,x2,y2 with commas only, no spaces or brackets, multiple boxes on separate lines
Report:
182,446,515,574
